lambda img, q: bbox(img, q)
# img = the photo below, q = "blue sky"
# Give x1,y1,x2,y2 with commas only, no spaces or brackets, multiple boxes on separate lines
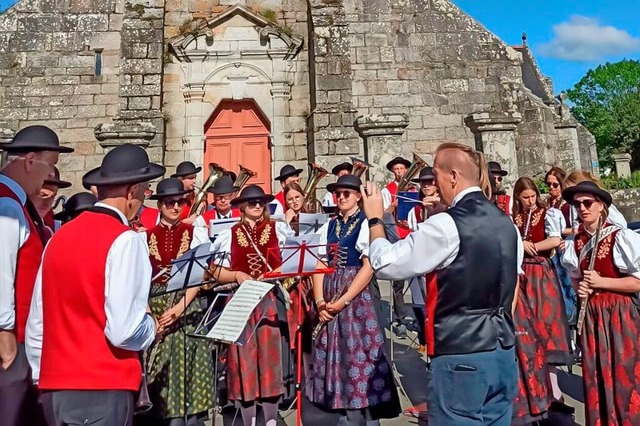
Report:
455,0,640,94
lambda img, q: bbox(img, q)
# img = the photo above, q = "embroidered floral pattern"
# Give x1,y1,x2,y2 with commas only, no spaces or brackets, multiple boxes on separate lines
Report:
149,233,161,261
597,233,613,260
260,224,271,246
177,230,190,258
235,227,249,248
335,212,360,240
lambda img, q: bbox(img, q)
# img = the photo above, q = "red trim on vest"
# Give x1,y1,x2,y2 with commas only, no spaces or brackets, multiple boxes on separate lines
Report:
39,212,141,391
0,183,43,342
425,271,438,356
139,206,159,229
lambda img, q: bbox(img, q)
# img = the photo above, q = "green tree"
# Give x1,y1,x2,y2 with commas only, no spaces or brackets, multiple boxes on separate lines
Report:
565,59,640,169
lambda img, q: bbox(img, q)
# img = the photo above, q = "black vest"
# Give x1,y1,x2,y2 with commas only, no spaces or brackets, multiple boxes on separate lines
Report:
432,191,517,355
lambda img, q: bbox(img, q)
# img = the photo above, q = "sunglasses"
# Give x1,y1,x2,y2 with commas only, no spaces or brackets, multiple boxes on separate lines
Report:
247,199,266,208
494,176,503,183
572,199,597,210
546,182,560,189
161,198,188,208
334,190,354,199
422,179,435,185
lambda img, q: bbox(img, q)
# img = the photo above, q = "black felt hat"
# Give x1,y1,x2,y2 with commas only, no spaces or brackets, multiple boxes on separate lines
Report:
226,171,237,182
207,175,240,195
148,178,192,200
231,184,275,206
82,144,166,186
562,181,612,207
326,174,363,193
54,192,97,221
331,162,353,176
386,156,411,171
1,125,74,153
411,167,435,182
170,161,202,178
488,161,508,176
275,164,303,182
44,166,72,189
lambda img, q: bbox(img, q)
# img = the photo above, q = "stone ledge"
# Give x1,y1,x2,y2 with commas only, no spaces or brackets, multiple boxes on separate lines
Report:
465,111,522,133
0,127,15,144
354,113,409,137
94,121,156,147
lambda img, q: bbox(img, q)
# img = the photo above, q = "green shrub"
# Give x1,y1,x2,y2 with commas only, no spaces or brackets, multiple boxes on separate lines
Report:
601,171,640,189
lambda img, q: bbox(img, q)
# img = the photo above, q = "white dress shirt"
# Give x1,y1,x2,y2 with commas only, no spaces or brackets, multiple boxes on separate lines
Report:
193,209,236,228
369,187,525,281
26,202,156,382
0,174,31,330
381,183,398,210
561,225,640,280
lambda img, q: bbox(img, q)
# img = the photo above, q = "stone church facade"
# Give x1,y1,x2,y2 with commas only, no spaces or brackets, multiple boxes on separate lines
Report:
0,0,596,193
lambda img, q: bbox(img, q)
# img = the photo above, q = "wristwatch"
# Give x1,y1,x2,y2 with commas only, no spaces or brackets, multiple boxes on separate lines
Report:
368,217,383,228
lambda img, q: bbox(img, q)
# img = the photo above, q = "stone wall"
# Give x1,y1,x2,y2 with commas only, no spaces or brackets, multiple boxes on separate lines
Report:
0,0,124,191
612,188,640,222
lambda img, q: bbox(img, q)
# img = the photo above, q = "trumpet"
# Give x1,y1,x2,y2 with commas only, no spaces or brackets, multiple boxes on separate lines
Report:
350,157,373,179
234,164,256,190
303,163,329,213
189,163,226,216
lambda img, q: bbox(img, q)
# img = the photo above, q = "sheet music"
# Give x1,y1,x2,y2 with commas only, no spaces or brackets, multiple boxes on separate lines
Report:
271,213,286,222
165,242,214,292
206,280,274,343
298,213,330,235
208,217,240,238
281,234,321,274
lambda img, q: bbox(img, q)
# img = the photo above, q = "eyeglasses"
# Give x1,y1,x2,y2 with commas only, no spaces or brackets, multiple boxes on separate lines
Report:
546,182,560,189
572,199,597,210
422,180,435,185
161,198,187,208
216,194,233,201
334,190,354,199
494,176,503,183
247,199,266,208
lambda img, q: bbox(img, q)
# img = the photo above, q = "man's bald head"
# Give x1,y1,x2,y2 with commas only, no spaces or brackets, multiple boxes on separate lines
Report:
433,142,491,206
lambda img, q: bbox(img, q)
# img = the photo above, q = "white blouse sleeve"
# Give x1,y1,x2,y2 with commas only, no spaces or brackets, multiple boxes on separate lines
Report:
608,205,628,229
193,215,206,228
560,236,582,279
381,187,392,210
407,208,418,231
317,221,330,257
356,218,370,257
322,192,335,207
212,228,232,268
613,229,640,279
275,221,294,246
190,226,209,249
544,208,565,238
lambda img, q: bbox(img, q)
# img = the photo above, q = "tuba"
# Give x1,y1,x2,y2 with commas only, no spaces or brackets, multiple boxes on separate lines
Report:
234,164,256,190
189,163,226,216
397,152,428,192
350,157,373,179
303,163,329,213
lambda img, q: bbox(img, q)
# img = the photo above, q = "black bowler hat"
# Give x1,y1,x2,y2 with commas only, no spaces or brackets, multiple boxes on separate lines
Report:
231,184,275,206
171,161,202,178
225,171,237,182
562,181,612,207
275,164,303,182
326,174,363,193
82,144,166,186
331,162,353,176
411,167,435,182
44,166,72,189
54,192,97,221
148,178,192,200
1,125,74,153
207,175,239,195
386,156,411,171
488,161,508,176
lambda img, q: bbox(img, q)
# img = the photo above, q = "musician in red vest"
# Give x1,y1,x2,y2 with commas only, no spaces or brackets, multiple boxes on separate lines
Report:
488,161,513,215
322,161,352,208
380,156,414,337
25,143,163,425
0,125,73,426
31,166,72,240
271,164,302,214
171,161,201,224
194,175,241,227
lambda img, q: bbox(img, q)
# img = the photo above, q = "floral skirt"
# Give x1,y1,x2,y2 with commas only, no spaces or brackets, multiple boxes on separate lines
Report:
311,267,400,418
582,291,640,426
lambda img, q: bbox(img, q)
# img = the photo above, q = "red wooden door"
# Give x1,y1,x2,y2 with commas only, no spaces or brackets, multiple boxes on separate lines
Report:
204,100,271,191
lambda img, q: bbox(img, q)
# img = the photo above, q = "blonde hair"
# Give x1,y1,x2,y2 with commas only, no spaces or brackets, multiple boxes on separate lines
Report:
239,203,271,223
436,142,492,199
565,170,604,188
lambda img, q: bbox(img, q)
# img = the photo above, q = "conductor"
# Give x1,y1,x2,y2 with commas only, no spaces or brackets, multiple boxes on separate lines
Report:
362,142,522,425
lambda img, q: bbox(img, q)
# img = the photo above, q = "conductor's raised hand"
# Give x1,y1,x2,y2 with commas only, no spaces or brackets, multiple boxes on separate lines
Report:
360,182,384,220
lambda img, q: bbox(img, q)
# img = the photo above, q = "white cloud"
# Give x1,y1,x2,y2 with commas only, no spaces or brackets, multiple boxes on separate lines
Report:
538,16,640,62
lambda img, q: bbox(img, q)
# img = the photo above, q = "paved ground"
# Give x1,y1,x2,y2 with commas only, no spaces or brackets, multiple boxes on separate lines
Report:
209,281,586,425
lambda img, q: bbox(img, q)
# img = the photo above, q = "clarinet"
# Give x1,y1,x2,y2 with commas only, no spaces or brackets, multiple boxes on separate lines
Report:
576,216,603,335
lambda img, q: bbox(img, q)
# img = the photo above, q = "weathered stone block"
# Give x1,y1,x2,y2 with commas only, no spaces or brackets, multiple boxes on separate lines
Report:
121,58,162,74
77,14,109,31
28,107,51,120
9,32,51,52
128,96,152,110
76,104,106,118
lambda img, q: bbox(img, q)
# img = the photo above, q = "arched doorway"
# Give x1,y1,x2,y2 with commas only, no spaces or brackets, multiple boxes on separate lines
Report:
204,100,271,191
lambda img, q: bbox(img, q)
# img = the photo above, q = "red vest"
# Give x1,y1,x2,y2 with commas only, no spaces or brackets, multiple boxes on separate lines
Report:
414,205,425,224
514,206,552,257
274,190,287,212
495,194,511,215
574,224,623,279
147,222,194,278
139,206,159,229
180,193,195,219
200,207,241,225
0,183,43,343
386,181,411,239
39,211,141,391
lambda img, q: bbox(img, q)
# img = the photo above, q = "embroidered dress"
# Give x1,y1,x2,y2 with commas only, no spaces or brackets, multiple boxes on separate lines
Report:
563,224,640,426
312,211,400,420
145,222,214,420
